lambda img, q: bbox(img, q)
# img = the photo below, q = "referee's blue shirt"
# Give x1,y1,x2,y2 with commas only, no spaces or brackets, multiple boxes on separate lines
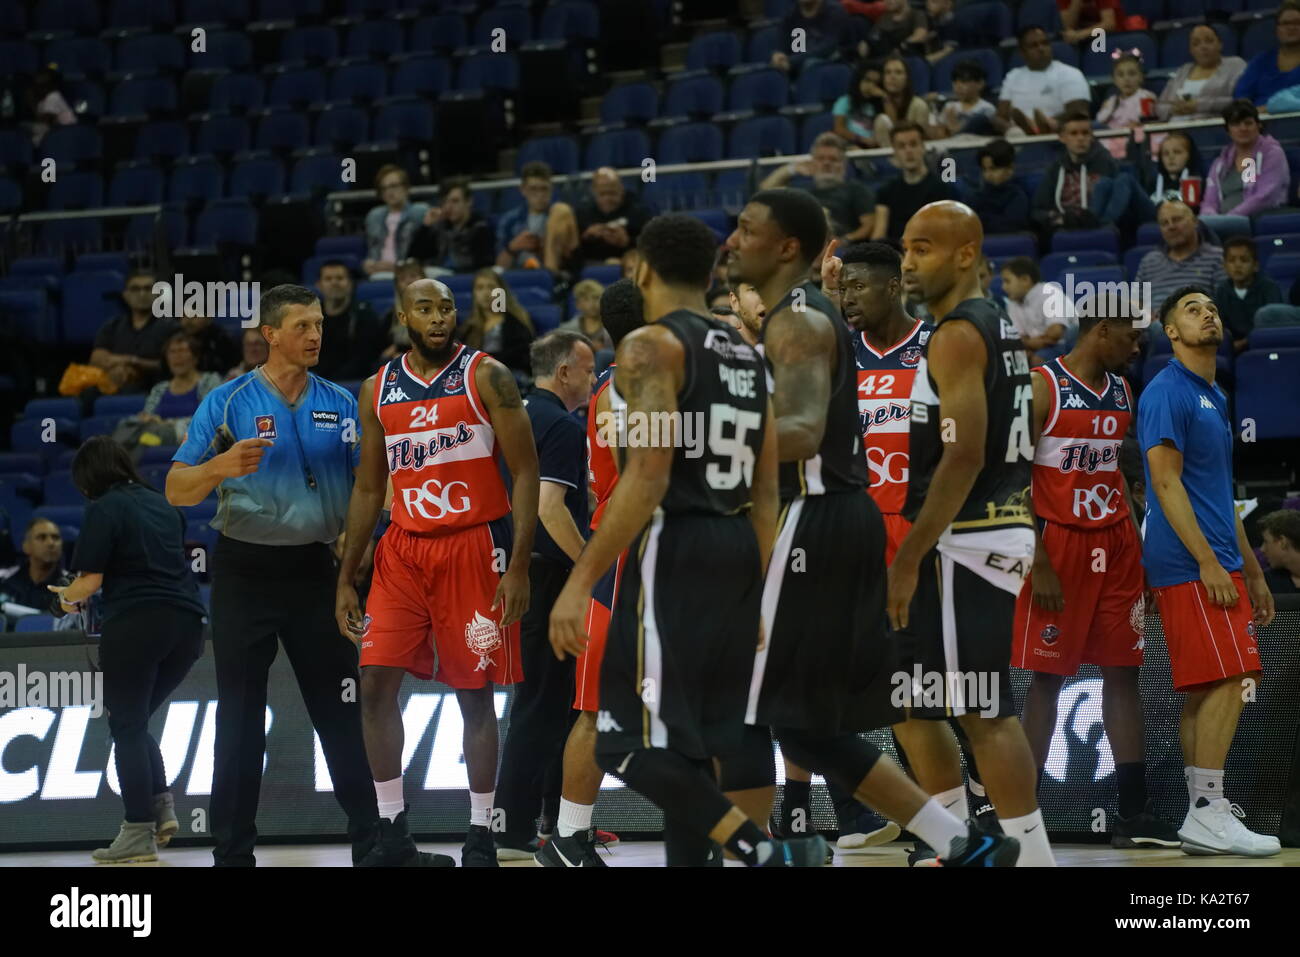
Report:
1138,358,1240,588
524,387,587,567
174,368,360,546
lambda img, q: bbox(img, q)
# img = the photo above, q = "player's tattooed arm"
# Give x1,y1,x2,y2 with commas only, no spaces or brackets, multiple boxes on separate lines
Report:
336,375,387,641
764,306,835,462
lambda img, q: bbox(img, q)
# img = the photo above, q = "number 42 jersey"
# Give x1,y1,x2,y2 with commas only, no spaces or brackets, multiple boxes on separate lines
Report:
854,318,932,515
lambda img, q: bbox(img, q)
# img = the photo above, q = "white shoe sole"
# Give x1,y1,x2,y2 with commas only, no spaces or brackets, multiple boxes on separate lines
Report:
495,847,537,861
156,821,178,847
836,821,901,851
1177,830,1281,857
93,853,158,864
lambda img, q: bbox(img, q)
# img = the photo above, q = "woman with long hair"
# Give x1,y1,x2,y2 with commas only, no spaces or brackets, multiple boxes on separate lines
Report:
457,268,536,375
832,59,880,148
872,56,936,144
51,436,206,863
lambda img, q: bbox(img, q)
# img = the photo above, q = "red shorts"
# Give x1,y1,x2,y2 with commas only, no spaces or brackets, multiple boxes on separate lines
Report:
1153,572,1262,692
1012,520,1145,675
573,551,625,712
361,521,522,688
881,511,911,567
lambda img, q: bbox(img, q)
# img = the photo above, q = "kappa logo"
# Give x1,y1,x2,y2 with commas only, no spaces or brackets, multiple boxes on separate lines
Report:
595,710,624,733
1062,393,1088,410
464,611,502,671
1200,395,1215,410
255,414,276,439
385,387,411,403
1041,624,1060,646
899,346,922,367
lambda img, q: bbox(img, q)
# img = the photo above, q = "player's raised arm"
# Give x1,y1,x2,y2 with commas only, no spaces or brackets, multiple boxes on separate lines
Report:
764,304,835,462
336,374,386,640
477,355,540,627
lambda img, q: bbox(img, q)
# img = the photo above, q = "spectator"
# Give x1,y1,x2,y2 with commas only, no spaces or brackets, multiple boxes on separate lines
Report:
314,260,388,381
620,248,640,279
496,161,573,272
1096,53,1158,161
178,308,239,376
871,123,953,240
869,0,929,60
871,56,937,144
934,59,1002,138
1234,1,1300,106
379,259,427,359
408,177,496,274
1259,509,1300,593
999,26,1091,135
759,133,877,240
1156,24,1247,121
770,0,858,74
458,269,536,376
91,269,178,394
967,139,1032,234
728,281,766,342
1059,0,1124,46
226,326,269,381
1031,111,1135,231
1000,256,1076,363
0,518,65,621
1129,130,1205,211
977,254,994,298
116,333,222,452
1212,237,1282,352
25,66,74,146
558,279,614,353
833,60,881,148
1134,200,1226,309
1201,100,1290,221
921,0,959,66
548,168,651,270
363,165,428,277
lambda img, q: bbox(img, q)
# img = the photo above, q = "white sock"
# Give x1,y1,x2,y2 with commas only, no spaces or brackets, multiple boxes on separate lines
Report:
1001,809,1056,866
934,783,969,821
1191,766,1224,806
557,799,594,838
374,776,404,823
968,777,986,798
906,798,967,856
469,790,494,829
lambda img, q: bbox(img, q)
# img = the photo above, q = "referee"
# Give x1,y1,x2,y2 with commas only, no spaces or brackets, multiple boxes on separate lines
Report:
494,331,595,858
166,284,380,867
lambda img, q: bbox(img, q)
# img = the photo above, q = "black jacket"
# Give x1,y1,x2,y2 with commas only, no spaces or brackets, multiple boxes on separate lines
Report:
409,210,496,273
1032,142,1118,226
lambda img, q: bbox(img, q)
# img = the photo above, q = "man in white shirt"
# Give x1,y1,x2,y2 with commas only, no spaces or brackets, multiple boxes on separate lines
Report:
998,26,1092,136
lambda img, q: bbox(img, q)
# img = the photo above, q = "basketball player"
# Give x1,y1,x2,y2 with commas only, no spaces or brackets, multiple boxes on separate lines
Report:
335,278,540,867
549,213,826,867
537,278,645,868
889,200,1055,867
724,190,1017,867
1141,287,1277,856
1013,302,1181,847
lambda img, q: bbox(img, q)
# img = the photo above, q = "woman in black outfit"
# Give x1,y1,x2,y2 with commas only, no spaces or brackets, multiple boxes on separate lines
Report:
50,436,207,864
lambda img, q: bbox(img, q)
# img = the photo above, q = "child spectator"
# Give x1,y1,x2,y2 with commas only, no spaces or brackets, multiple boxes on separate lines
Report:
872,56,937,144
833,60,881,148
1213,237,1282,352
1000,256,1076,363
1032,111,1142,231
935,59,1001,137
1129,130,1205,211
968,139,1032,234
558,279,614,353
1096,52,1159,161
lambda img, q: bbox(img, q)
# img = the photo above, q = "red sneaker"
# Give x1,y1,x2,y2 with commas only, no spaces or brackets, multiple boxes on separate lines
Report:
593,828,620,847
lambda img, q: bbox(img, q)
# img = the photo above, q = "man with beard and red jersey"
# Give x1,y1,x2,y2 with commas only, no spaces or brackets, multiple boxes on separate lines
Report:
335,278,540,868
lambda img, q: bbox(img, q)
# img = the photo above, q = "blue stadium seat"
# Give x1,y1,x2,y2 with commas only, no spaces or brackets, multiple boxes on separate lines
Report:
329,60,388,103
934,48,1003,93
75,252,130,274
138,445,180,465
530,304,561,333
115,34,185,73
1253,209,1300,236
126,205,188,249
268,67,328,109
584,129,651,170
47,171,103,210
108,0,175,29
193,199,258,246
254,110,311,152
45,36,111,76
346,20,405,59
1082,34,1156,77
211,73,264,112
11,419,78,454
457,51,520,91
727,67,789,112
1124,244,1155,278
1159,24,1236,68
258,0,320,15
412,15,468,53
658,122,724,165
374,98,436,143
1235,348,1300,438
952,2,1013,50
109,75,178,116
1248,327,1300,349
1068,264,1126,288
355,280,394,314
714,168,753,209
983,233,1037,260
1240,19,1275,61
794,61,853,106
21,398,80,421
391,55,453,97
1255,232,1300,266
663,72,725,119
0,0,25,36
0,291,56,345
600,83,659,126
0,452,44,475
1051,227,1120,255
314,105,368,149
61,271,126,347
518,135,580,175
1015,0,1062,33
34,0,102,33
315,235,365,259
94,394,148,416
169,156,224,205
764,0,795,13
903,57,931,96
10,257,64,279
641,171,710,212
43,472,84,507
133,121,189,164
194,114,250,157
747,25,779,66
39,126,101,168
728,115,796,158
539,1,599,42
16,616,56,634
473,6,533,47
1264,252,1300,288
280,26,339,64
40,219,103,251
0,130,34,173
79,414,120,440
1040,250,1119,283
290,151,343,194
685,32,742,72
199,32,252,70
180,0,249,23
108,163,165,205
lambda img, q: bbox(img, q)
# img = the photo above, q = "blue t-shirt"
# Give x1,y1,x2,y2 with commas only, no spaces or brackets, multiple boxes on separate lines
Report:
1234,50,1300,106
524,387,587,567
174,369,360,547
1138,359,1240,587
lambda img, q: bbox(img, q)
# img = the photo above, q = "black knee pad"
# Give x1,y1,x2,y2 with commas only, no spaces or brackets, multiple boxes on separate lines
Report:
717,725,776,792
775,728,882,796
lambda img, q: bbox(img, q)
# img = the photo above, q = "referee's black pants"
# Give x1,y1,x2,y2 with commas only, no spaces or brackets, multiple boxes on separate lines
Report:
496,555,577,844
210,536,378,866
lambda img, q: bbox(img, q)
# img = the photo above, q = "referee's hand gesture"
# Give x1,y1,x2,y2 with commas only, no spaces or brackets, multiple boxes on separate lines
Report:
214,438,273,478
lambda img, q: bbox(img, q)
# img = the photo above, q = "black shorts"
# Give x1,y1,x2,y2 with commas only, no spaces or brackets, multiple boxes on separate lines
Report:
596,511,762,762
893,526,1034,720
746,491,899,734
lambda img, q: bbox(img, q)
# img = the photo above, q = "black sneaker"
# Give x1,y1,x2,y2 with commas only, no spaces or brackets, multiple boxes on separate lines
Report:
939,822,1020,867
357,811,455,867
462,824,499,867
760,835,829,867
495,834,541,862
1112,803,1182,848
971,798,1003,835
907,839,939,867
836,809,901,850
534,832,606,867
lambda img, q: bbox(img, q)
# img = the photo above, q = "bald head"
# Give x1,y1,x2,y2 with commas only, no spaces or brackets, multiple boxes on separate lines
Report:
907,201,983,251
901,201,986,311
592,167,625,213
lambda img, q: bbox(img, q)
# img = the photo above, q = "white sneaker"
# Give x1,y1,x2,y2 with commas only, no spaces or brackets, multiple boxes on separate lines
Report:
1178,799,1281,857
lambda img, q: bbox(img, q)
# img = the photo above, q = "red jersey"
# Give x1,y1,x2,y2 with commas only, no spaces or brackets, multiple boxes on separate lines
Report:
853,319,932,515
375,346,510,535
1031,356,1133,529
586,365,618,530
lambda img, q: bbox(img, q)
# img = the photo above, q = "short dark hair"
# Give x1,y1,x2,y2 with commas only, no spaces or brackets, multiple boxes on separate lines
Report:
163,330,199,361
318,258,352,278
1259,508,1300,549
530,330,592,379
1061,109,1092,128
260,284,321,328
373,163,408,190
748,188,828,267
977,138,1016,169
125,268,154,286
952,59,987,85
1001,256,1040,283
1158,284,1213,328
24,516,59,537
599,278,645,347
520,161,553,182
1018,24,1046,46
637,213,719,289
72,436,150,500
1223,236,1258,260
839,241,902,279
1223,98,1259,126
440,176,472,202
890,121,926,142
1077,295,1144,336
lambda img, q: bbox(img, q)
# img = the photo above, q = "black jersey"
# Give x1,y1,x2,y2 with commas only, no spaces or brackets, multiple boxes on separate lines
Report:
610,309,768,517
904,297,1034,529
762,281,867,501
